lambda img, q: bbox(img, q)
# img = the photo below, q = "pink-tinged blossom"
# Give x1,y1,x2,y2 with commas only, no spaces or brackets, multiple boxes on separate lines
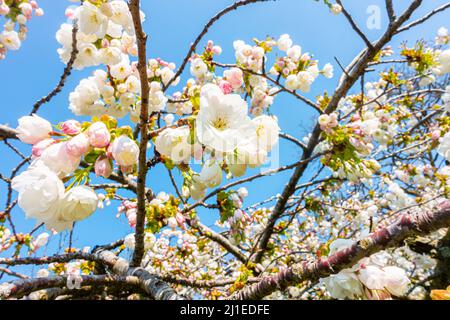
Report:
32,232,49,250
94,156,112,178
35,7,44,16
432,130,441,141
223,67,244,89
66,133,90,157
40,142,81,177
120,200,137,228
175,212,186,229
0,4,10,15
19,3,33,17
32,138,55,158
61,120,81,135
87,122,110,148
219,80,233,94
16,114,53,145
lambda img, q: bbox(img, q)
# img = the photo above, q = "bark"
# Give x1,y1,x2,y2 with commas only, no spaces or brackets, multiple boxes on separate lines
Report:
128,0,152,268
1,274,141,300
95,249,185,300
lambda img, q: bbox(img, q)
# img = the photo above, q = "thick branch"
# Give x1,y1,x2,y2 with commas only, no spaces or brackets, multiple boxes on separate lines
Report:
1,274,141,300
94,249,184,300
385,0,395,22
234,200,450,299
0,252,103,267
129,0,151,267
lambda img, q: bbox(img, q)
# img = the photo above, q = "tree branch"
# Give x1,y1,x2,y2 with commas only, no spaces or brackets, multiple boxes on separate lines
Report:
385,0,395,22
163,0,275,90
0,252,103,267
129,0,151,267
94,249,185,300
336,0,374,49
0,125,18,140
29,20,79,115
234,200,450,299
249,0,424,265
1,274,142,300
395,2,450,34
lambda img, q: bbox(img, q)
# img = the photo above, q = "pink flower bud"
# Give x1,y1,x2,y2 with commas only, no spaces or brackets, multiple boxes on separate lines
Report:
32,138,55,158
94,156,112,178
66,133,90,157
30,1,38,9
432,130,441,140
101,38,109,48
87,122,110,148
61,120,81,135
212,45,222,55
65,8,75,19
219,80,233,94
157,58,168,67
175,212,186,227
35,8,44,16
126,208,137,228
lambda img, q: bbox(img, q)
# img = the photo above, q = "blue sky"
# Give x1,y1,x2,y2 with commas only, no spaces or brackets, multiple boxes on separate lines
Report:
0,0,448,277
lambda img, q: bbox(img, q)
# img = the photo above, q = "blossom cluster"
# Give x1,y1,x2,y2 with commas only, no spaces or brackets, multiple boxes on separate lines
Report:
321,239,410,300
3,0,450,301
57,0,143,69
11,114,140,231
0,0,43,59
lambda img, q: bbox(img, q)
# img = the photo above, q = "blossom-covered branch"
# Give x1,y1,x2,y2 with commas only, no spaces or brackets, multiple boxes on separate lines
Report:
234,200,450,299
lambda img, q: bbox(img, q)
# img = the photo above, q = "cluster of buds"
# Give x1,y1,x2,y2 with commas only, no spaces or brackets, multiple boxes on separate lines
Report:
270,34,334,93
233,38,272,72
17,114,139,177
118,192,186,234
333,159,381,182
117,199,137,227
217,188,251,244
189,40,222,81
